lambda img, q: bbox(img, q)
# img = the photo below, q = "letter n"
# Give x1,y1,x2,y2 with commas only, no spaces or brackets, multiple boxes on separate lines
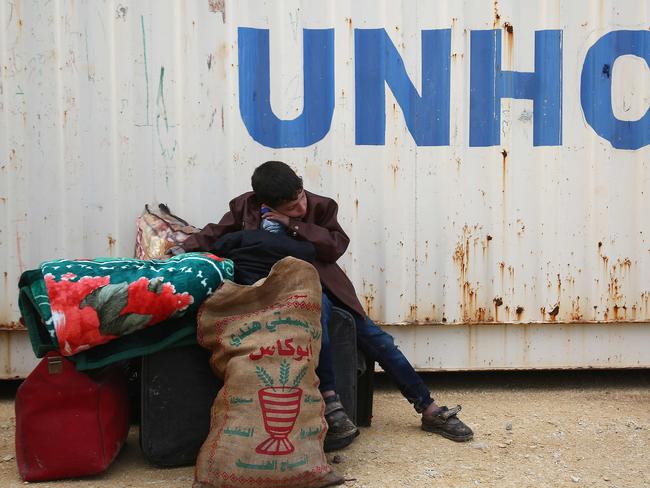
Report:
355,28,451,146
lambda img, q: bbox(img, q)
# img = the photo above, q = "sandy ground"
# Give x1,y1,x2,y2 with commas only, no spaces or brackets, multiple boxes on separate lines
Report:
1,370,649,488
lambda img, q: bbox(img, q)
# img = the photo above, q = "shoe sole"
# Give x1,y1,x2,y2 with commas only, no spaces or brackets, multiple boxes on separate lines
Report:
324,429,360,452
421,424,474,442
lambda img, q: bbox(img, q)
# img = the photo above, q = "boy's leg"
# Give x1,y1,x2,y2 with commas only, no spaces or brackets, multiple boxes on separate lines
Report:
317,292,359,451
353,314,433,412
354,313,473,441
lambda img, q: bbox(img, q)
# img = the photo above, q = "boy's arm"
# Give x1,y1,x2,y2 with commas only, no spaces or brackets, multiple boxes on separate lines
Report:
288,200,349,263
181,203,242,252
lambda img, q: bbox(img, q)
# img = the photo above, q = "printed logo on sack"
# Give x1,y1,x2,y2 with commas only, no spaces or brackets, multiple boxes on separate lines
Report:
238,28,650,150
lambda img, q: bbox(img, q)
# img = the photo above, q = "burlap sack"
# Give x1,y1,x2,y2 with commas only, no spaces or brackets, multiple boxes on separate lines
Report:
195,257,343,488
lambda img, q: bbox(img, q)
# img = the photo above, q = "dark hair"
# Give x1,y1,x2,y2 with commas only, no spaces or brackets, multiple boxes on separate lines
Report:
251,161,303,207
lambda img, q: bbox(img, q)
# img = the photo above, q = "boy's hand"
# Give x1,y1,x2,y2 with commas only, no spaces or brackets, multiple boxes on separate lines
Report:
262,208,290,227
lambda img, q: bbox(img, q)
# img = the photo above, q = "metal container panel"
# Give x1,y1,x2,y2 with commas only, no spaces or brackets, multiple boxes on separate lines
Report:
387,322,650,370
0,329,38,378
1,0,649,335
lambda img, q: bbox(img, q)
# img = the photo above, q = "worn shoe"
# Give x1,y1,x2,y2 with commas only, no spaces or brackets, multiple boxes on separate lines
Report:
421,405,474,442
323,394,359,452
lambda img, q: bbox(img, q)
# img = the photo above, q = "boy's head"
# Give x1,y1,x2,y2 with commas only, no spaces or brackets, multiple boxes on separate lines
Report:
251,161,307,218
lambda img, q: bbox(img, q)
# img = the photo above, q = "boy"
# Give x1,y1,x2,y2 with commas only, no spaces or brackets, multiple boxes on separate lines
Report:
182,161,473,447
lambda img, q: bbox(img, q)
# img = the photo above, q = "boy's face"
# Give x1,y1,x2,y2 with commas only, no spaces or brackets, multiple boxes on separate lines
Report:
274,189,307,219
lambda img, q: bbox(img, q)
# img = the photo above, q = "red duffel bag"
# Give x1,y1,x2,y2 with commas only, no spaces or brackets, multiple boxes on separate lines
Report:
14,352,130,481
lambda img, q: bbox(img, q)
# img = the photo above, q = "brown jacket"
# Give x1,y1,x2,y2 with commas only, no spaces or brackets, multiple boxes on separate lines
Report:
182,190,366,317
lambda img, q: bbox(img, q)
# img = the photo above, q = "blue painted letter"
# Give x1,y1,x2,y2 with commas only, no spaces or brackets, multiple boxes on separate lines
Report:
355,29,451,146
470,30,562,147
581,30,650,150
238,27,334,148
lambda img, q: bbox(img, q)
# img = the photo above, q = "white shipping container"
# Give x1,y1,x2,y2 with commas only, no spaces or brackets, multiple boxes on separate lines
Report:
1,0,650,376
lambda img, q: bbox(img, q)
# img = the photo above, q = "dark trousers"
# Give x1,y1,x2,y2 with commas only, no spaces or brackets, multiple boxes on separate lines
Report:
316,292,434,413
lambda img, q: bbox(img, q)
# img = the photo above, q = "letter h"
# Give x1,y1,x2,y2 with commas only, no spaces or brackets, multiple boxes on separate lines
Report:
470,29,562,147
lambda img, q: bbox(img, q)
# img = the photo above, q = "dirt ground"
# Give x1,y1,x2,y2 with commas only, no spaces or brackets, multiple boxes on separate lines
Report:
1,370,649,488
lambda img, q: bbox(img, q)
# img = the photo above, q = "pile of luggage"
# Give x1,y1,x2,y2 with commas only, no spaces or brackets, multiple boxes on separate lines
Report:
13,206,374,485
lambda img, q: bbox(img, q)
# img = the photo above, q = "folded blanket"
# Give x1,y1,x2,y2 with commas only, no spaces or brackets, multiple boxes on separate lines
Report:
18,252,234,357
68,314,199,371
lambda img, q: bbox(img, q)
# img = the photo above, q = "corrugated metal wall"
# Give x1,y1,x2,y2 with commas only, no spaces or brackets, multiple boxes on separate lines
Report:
1,0,649,327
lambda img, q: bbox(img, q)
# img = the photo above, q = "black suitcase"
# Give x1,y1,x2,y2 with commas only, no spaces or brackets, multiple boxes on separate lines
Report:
329,307,374,427
139,344,222,467
139,310,373,466
356,348,374,427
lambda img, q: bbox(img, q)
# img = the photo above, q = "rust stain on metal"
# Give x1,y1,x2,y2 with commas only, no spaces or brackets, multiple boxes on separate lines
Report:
391,162,399,186
454,225,495,323
493,297,503,322
482,234,492,259
476,307,487,322
453,227,470,280
493,0,501,27
208,0,226,22
407,304,418,322
516,218,525,237
515,306,524,320
570,297,583,321
107,234,116,255
606,257,631,318
597,241,609,270
612,304,626,321
608,276,622,302
503,23,514,69
0,321,26,331
549,304,560,320
642,292,650,319
362,281,376,317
